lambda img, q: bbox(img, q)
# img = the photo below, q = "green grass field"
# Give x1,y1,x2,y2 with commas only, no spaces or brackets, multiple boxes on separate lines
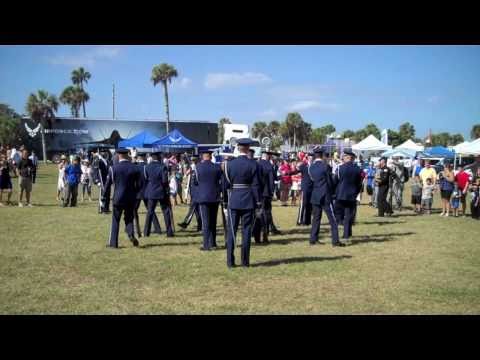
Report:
1,164,480,314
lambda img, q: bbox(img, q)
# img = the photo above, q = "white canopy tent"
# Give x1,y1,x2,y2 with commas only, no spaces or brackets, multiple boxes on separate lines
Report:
352,134,392,152
395,139,424,152
453,141,471,153
457,138,480,155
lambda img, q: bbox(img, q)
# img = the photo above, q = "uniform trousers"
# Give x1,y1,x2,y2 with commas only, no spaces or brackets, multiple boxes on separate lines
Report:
199,202,219,249
109,203,135,247
253,197,272,243
144,198,174,236
183,201,202,230
134,198,161,236
226,208,254,267
336,200,357,238
377,185,390,216
297,190,312,225
310,199,340,245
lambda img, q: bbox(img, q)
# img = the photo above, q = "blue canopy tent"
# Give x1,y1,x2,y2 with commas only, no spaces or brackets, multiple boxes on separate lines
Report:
117,130,162,148
419,146,455,159
151,129,198,153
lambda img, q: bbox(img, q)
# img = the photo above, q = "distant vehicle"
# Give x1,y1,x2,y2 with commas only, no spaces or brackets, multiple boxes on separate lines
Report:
223,123,250,145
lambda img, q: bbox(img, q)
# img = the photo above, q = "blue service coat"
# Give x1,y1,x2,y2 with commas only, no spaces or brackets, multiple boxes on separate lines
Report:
257,159,276,198
309,160,335,205
104,159,140,206
194,160,223,203
144,160,169,200
224,155,261,210
335,161,363,201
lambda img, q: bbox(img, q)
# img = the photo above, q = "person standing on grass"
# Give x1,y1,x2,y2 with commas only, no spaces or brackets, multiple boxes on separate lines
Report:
375,157,392,217
28,150,38,184
63,156,82,207
103,148,141,248
309,147,344,247
57,155,68,201
450,184,461,217
421,178,435,215
279,158,292,206
419,160,437,185
80,159,93,202
296,152,313,226
410,175,423,213
0,155,13,206
169,169,178,208
195,149,223,251
178,155,202,231
438,162,455,216
334,149,363,241
470,179,480,220
16,149,34,208
366,161,376,206
455,164,470,217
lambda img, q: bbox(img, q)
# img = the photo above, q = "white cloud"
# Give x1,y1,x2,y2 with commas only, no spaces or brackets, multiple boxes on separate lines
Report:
205,72,272,89
45,46,122,67
287,100,340,112
179,77,192,88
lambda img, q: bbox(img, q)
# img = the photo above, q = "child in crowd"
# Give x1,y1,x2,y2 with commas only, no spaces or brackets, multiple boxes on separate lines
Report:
410,175,422,213
421,178,435,215
450,184,461,217
169,170,178,208
471,180,480,220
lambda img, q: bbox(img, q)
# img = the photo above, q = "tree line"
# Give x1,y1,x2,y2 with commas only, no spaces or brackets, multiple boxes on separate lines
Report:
220,115,478,151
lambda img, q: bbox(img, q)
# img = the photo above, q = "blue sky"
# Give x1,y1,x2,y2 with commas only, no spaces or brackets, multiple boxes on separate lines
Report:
1,45,479,139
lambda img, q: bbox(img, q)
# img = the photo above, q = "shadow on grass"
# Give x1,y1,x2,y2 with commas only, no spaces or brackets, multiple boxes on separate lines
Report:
252,255,352,267
140,241,200,248
358,220,406,226
349,231,416,245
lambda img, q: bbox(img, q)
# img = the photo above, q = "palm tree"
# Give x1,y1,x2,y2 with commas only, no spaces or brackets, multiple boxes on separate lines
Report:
471,124,480,140
60,86,84,117
251,121,268,139
25,90,59,163
151,63,178,133
71,67,91,117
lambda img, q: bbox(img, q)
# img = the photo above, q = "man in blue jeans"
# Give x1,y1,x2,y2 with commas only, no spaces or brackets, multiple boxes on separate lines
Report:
64,156,82,207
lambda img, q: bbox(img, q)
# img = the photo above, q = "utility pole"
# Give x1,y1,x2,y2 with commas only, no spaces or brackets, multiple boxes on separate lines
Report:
112,83,116,120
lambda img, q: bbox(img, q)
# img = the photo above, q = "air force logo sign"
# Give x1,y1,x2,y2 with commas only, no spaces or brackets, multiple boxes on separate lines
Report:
25,123,41,138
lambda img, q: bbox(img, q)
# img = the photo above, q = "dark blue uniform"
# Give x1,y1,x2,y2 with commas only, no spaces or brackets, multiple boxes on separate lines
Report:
134,160,162,237
224,154,261,267
334,160,363,239
297,161,313,226
253,158,275,243
309,159,340,245
143,160,174,237
194,159,223,250
104,159,141,247
98,155,111,213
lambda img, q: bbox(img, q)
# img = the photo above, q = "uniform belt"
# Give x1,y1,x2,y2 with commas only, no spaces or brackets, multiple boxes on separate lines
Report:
232,184,252,189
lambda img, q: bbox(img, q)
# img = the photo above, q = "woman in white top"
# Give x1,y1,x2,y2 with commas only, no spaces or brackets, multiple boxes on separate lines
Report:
80,159,93,201
57,155,68,201
169,170,178,208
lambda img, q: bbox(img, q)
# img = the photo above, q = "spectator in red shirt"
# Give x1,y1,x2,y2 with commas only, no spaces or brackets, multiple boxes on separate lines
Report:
279,159,292,206
455,164,471,216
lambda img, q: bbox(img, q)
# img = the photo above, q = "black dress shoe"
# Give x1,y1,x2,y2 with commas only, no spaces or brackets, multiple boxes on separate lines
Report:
241,263,250,268
166,233,174,238
129,237,139,247
271,230,282,235
177,223,187,229
333,242,346,247
227,264,236,269
309,241,318,246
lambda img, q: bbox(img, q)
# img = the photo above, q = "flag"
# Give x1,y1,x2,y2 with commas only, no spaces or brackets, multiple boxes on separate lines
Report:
381,129,388,145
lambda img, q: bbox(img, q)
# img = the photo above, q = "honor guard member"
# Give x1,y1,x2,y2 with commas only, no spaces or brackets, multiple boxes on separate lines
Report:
223,138,261,268
143,151,174,237
309,147,345,247
178,155,202,231
194,149,223,251
376,157,392,217
219,153,235,244
334,149,363,240
104,148,140,248
134,152,162,238
253,150,277,243
296,152,314,226
98,150,112,213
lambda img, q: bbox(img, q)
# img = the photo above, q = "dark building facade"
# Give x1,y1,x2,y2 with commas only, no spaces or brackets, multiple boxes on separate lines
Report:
19,117,218,160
